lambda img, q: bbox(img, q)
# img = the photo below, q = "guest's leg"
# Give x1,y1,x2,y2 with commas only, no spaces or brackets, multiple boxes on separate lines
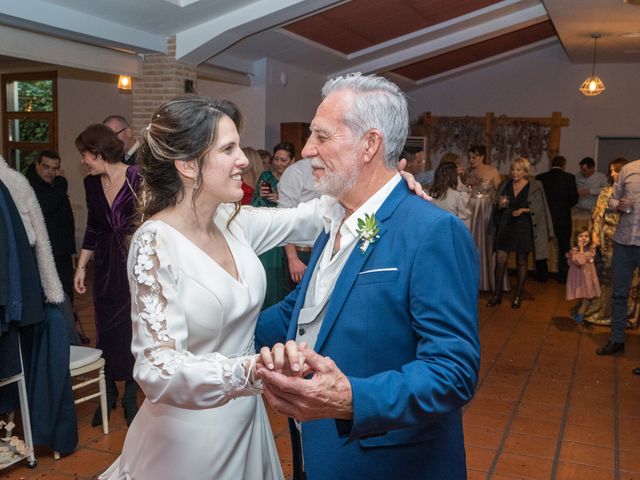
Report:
597,242,635,355
54,255,74,303
487,250,508,306
610,243,636,343
512,252,528,308
288,418,307,480
92,379,118,427
556,225,572,284
535,259,548,283
122,379,140,426
573,298,591,323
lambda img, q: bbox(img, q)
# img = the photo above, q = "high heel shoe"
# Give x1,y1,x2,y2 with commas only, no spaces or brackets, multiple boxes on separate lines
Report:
511,297,522,309
122,401,138,426
92,395,117,427
486,295,502,307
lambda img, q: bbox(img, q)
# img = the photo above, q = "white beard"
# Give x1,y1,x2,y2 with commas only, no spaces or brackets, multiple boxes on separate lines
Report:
311,155,362,198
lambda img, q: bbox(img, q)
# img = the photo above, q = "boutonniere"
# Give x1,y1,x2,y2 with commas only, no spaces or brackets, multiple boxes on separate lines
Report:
355,213,381,254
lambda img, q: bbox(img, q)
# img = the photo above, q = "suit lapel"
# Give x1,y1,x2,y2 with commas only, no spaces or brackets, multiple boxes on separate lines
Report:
313,181,411,352
287,231,330,340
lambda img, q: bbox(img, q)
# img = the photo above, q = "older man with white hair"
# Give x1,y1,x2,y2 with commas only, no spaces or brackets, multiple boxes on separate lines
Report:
256,73,480,480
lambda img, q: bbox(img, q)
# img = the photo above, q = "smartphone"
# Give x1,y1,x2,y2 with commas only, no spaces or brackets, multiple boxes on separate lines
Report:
261,181,272,194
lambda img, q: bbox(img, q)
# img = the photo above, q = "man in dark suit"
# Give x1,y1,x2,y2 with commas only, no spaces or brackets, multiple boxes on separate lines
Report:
535,155,579,283
256,73,480,480
26,150,76,300
103,115,140,165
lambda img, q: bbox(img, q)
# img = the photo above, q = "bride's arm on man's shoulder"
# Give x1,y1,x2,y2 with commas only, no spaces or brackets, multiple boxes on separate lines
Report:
233,198,328,255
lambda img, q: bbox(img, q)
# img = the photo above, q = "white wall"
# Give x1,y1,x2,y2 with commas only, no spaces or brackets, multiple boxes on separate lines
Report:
407,43,640,175
196,58,326,154
196,76,267,151
264,58,327,154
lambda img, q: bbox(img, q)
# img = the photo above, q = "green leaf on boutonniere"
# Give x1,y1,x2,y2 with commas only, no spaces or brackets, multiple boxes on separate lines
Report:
355,213,381,254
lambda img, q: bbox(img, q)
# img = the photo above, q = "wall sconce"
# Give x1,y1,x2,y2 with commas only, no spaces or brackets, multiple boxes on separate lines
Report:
578,34,605,97
118,75,132,90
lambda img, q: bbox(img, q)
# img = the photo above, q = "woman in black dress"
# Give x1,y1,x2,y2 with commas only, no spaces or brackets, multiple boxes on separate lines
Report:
488,157,553,309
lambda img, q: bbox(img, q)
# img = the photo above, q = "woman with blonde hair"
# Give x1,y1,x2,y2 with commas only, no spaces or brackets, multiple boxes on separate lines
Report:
488,157,554,308
240,146,264,205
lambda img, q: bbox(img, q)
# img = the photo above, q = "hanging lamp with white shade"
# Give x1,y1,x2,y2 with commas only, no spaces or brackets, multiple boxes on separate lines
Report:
579,34,605,97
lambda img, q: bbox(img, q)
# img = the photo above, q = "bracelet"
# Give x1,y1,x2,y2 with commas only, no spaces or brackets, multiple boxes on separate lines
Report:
76,265,86,271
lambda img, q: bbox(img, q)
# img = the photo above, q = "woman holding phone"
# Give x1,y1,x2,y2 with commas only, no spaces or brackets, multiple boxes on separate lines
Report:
250,142,295,306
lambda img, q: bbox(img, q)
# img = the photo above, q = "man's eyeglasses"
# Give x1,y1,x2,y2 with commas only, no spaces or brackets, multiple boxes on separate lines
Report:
114,127,127,135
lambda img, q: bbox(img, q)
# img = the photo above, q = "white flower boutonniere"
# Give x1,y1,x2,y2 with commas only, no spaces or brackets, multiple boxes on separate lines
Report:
355,213,381,254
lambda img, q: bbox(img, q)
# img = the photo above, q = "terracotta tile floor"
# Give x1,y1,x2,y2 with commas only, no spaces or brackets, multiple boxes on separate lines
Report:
2,273,639,479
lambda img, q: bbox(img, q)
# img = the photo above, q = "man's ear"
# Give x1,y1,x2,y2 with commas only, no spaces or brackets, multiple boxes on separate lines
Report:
174,159,196,180
362,129,383,164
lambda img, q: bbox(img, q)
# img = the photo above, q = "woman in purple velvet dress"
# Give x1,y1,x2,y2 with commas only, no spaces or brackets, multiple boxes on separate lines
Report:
73,124,141,427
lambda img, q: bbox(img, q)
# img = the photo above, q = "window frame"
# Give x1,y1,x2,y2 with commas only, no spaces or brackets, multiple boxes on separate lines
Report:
1,70,58,168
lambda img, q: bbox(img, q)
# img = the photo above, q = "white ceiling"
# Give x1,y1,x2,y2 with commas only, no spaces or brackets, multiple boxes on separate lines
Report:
0,0,638,85
544,0,640,63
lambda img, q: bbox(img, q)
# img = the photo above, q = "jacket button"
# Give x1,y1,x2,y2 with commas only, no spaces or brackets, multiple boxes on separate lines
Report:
298,328,306,336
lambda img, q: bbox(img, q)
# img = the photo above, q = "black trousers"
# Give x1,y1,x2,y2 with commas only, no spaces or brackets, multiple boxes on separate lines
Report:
555,223,572,283
54,255,74,302
288,418,307,480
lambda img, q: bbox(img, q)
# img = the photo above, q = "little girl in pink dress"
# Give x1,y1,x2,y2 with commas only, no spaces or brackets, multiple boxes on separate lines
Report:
566,227,602,323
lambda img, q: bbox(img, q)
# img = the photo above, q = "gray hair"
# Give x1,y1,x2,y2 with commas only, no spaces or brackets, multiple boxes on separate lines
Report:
321,72,408,169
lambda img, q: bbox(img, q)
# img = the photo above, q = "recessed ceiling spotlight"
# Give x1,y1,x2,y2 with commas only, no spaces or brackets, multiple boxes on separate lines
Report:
620,32,640,37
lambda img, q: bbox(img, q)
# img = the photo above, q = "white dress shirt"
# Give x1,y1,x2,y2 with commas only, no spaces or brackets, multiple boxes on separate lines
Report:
295,174,401,348
576,170,608,211
612,159,640,246
277,159,320,208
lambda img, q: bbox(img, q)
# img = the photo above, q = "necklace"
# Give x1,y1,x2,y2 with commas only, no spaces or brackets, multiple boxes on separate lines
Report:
102,169,124,194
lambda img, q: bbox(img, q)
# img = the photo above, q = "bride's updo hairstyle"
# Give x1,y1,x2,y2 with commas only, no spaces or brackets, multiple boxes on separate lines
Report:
138,95,242,219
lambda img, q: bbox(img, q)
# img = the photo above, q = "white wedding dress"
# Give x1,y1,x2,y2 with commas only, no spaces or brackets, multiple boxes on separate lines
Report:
100,201,325,480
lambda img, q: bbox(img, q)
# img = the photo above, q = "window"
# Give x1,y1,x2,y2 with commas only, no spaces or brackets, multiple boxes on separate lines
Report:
2,71,57,172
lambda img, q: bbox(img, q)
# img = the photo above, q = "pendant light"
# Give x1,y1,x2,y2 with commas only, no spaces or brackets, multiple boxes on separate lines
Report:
579,34,605,97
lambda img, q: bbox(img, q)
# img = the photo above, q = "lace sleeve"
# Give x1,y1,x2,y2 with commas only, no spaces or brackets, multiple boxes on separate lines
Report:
129,226,262,409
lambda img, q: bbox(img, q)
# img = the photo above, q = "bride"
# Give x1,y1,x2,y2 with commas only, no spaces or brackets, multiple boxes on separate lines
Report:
99,96,324,480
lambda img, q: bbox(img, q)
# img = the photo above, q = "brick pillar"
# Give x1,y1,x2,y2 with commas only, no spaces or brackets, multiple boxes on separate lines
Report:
132,36,196,134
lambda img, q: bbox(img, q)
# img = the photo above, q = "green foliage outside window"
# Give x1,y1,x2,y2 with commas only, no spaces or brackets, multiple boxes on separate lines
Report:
15,80,53,142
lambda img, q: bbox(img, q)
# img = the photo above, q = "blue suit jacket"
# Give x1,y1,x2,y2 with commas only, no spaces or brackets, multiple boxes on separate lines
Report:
256,181,480,479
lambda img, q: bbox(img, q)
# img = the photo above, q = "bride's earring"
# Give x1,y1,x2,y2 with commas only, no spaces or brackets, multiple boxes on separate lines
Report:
193,173,201,191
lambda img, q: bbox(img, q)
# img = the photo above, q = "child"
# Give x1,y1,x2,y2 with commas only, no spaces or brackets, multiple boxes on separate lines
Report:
566,227,602,323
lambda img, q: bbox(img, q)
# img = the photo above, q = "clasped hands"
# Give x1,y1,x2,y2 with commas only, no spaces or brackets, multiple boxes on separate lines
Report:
252,341,354,421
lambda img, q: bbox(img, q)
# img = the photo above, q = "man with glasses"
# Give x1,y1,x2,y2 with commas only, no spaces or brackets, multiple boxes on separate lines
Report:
103,115,140,165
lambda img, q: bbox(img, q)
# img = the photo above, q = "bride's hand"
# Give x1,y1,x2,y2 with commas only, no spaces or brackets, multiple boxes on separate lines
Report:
398,158,431,201
259,340,306,377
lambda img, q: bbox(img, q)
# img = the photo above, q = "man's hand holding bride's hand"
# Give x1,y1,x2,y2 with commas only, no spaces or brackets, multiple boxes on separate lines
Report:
258,340,307,377
257,344,354,421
